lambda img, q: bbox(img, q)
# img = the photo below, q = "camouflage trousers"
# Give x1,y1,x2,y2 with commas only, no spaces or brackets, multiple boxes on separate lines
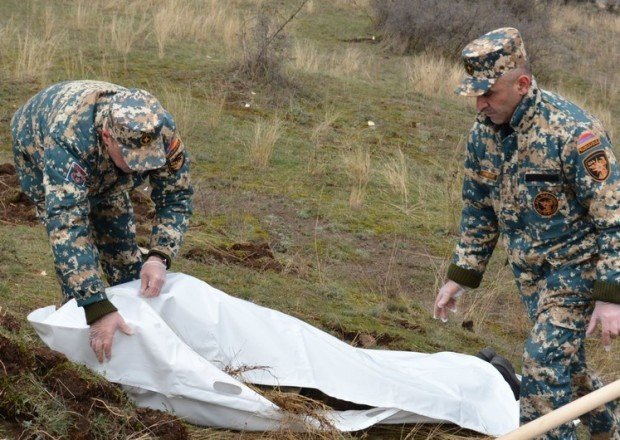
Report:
13,147,142,296
520,305,620,439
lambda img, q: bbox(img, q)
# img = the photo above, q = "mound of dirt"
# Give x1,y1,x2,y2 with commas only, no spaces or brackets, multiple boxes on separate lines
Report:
184,241,290,272
0,314,188,440
0,163,37,226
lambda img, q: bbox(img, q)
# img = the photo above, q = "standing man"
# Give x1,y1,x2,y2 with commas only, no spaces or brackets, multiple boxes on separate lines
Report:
11,80,193,364
433,28,619,439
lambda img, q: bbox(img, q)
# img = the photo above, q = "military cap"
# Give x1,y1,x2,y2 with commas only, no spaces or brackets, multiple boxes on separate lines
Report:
455,27,528,97
107,89,167,172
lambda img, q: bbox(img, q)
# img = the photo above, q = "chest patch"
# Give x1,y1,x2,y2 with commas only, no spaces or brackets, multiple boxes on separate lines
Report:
66,162,87,187
576,131,601,154
533,191,559,217
583,150,610,182
479,170,498,181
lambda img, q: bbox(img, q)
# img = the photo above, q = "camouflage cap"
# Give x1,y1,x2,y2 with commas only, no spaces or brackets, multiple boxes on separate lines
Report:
455,27,528,97
107,89,166,172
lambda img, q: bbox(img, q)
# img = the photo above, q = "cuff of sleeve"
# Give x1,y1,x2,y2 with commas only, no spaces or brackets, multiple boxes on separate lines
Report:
83,300,118,325
447,264,483,289
146,249,172,269
592,281,620,304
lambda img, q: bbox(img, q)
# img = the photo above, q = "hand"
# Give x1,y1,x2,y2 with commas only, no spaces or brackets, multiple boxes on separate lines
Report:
140,256,167,297
433,280,465,323
89,311,133,363
586,301,620,351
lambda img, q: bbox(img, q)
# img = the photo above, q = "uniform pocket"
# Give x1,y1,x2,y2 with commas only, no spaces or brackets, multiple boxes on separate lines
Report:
521,171,569,240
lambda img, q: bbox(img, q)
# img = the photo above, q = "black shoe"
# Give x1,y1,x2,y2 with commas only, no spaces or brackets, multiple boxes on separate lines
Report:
490,355,521,400
474,347,497,362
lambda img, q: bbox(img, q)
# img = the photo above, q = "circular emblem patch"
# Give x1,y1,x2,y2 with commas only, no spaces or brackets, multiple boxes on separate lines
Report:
533,191,559,217
140,133,152,145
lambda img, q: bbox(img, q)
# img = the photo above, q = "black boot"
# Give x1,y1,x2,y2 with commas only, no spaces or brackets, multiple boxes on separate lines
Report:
474,347,497,362
490,355,521,400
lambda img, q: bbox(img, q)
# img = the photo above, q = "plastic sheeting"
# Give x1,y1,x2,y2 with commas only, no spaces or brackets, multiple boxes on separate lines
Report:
28,273,519,435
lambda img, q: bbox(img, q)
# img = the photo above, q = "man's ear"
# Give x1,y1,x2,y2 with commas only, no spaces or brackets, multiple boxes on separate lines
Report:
516,75,531,95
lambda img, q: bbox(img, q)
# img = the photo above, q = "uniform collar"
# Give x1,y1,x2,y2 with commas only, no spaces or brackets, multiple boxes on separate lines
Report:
508,77,540,133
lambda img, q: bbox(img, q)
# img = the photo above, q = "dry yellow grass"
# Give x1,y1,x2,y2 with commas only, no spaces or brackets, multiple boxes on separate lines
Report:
107,11,149,69
342,145,371,210
249,118,283,169
381,148,409,208
292,39,367,78
152,3,182,59
157,86,203,140
13,31,59,82
404,53,465,103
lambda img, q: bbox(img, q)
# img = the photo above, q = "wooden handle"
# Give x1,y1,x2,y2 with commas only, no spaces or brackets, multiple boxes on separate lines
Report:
497,380,620,439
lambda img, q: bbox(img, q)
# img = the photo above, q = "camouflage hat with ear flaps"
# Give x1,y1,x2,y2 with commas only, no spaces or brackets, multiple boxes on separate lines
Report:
107,89,167,172
455,27,528,97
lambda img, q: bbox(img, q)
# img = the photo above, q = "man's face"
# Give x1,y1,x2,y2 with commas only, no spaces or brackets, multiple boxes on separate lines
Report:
102,131,132,173
475,73,528,125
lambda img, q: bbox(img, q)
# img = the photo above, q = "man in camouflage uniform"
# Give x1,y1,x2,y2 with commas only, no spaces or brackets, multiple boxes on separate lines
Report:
11,80,193,363
433,28,619,439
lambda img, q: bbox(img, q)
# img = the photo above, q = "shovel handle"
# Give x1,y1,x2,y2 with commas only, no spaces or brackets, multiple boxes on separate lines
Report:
497,379,620,440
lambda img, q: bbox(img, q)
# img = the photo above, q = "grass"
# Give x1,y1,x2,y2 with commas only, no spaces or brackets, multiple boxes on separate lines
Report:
0,0,617,438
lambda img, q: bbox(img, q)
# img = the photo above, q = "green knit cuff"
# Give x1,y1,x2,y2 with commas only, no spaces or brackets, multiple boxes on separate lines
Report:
146,249,172,269
83,299,118,325
592,281,620,304
447,264,483,289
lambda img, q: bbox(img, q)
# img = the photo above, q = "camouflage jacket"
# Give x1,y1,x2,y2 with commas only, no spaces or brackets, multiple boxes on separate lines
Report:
11,81,193,311
447,80,620,309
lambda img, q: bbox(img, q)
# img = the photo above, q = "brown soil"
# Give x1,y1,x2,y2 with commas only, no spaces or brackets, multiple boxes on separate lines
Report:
184,241,291,273
322,321,405,348
0,163,37,226
0,311,21,332
0,329,188,439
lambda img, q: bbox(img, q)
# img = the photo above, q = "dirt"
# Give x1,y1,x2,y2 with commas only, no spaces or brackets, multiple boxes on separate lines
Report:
0,311,21,332
191,183,436,300
0,163,37,226
184,240,291,273
0,330,188,439
322,321,405,348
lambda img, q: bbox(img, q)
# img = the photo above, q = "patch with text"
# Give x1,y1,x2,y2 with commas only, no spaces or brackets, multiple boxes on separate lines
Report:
576,131,601,154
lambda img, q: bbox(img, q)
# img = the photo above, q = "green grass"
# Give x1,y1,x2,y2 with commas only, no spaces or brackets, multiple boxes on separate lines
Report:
0,0,617,439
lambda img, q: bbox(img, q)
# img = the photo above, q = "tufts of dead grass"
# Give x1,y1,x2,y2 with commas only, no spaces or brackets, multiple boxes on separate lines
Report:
291,39,368,78
13,31,59,82
380,148,409,208
404,52,465,103
342,145,371,210
249,117,283,169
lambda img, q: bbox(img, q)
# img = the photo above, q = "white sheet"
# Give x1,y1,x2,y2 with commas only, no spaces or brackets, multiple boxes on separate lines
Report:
28,273,519,435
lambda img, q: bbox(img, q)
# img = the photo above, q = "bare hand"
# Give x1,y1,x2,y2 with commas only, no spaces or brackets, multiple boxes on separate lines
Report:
586,301,620,351
89,311,133,363
433,280,465,323
140,256,167,297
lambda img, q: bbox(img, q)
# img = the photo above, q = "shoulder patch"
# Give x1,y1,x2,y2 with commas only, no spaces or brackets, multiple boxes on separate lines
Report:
66,162,87,187
166,136,183,158
165,136,185,172
583,150,610,182
576,131,601,154
167,152,185,172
